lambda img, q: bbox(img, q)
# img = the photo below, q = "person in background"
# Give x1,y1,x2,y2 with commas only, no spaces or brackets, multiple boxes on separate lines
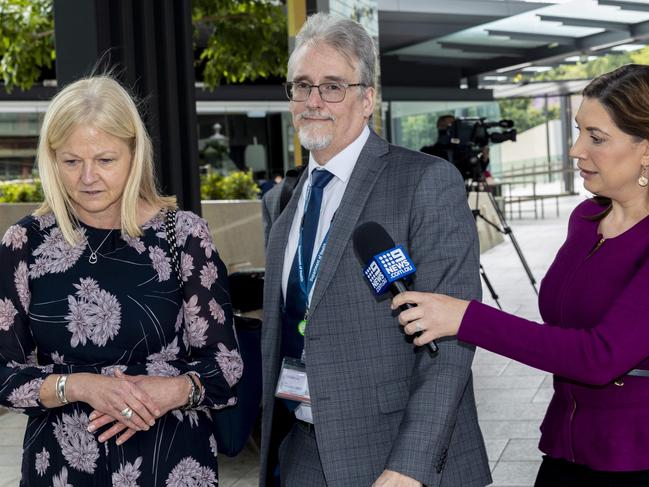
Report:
260,12,490,487
393,64,649,487
0,75,242,486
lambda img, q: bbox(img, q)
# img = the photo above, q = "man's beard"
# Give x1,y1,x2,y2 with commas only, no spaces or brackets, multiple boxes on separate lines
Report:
296,112,335,151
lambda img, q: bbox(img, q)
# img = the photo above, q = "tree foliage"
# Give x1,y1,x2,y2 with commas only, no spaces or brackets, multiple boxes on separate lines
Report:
498,98,560,133
0,0,288,92
0,0,55,91
194,0,288,88
529,47,649,82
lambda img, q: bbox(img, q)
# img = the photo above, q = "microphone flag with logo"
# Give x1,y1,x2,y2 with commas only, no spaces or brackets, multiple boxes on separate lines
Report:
353,221,438,354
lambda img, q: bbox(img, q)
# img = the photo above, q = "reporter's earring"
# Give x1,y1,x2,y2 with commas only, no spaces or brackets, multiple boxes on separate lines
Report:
639,166,649,187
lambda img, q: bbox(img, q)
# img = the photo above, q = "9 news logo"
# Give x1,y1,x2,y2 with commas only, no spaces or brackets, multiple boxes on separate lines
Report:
377,247,414,280
364,261,389,294
363,246,416,295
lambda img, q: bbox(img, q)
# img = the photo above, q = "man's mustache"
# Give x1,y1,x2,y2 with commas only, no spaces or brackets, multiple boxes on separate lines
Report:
298,111,335,121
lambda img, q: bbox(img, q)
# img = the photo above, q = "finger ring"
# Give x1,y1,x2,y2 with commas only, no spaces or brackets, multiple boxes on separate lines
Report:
414,323,423,333
120,407,133,419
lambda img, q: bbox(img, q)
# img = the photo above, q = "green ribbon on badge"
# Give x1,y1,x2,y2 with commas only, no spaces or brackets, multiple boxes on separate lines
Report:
297,319,307,336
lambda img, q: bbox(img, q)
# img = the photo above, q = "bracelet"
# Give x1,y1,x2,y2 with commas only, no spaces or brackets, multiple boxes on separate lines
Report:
182,373,201,410
55,374,69,405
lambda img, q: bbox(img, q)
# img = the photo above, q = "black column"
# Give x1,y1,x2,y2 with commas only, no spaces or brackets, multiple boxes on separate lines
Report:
53,0,201,214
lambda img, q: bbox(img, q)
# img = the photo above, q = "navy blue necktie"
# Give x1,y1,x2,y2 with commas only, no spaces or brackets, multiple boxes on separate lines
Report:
282,169,334,360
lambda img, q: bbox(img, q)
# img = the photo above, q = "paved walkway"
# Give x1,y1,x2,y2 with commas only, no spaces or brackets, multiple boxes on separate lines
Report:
0,194,584,487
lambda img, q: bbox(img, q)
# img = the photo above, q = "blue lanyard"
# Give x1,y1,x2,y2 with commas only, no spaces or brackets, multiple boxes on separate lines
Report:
296,180,334,305
297,225,331,301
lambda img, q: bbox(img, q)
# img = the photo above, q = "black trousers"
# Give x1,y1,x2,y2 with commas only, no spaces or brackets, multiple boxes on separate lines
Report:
535,456,649,487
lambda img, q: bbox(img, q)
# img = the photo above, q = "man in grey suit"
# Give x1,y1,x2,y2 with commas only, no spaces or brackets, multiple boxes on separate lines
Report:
260,12,491,487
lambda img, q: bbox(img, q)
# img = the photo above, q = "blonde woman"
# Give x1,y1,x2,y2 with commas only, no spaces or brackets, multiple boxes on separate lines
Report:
0,76,242,486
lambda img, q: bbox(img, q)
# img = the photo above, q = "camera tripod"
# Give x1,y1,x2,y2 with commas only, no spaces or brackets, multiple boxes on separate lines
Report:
467,178,538,310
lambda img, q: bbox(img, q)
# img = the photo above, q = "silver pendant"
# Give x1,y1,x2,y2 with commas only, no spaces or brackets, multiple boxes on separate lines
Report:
89,252,98,264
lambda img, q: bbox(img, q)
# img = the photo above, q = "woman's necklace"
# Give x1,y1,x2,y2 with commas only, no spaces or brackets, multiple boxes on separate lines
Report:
86,230,114,264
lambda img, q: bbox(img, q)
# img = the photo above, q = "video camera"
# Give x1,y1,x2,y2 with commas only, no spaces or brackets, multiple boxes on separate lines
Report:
424,117,517,181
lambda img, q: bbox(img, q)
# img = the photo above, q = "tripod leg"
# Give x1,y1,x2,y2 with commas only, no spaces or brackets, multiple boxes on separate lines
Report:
480,264,502,310
484,191,539,296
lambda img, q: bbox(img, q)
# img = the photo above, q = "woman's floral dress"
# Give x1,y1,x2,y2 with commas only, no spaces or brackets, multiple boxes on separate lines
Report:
0,210,243,486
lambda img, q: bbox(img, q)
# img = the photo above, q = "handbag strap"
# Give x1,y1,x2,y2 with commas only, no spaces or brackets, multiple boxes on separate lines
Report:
163,208,182,285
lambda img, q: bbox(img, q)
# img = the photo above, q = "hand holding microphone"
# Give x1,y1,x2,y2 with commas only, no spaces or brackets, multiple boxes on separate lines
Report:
391,291,469,345
352,221,440,354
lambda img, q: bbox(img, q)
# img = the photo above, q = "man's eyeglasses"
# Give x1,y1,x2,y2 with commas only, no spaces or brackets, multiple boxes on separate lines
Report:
284,81,366,103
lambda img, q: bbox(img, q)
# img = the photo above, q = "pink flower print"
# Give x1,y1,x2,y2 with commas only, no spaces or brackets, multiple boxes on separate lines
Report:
199,262,218,289
112,456,142,487
165,457,217,487
7,351,52,372
53,467,73,487
143,213,163,231
8,378,44,408
2,224,27,250
175,211,202,248
35,212,56,230
73,277,100,300
208,299,225,325
184,316,209,350
51,352,65,364
65,279,121,347
101,365,127,376
180,252,194,282
88,289,121,346
14,261,30,313
66,295,92,347
170,409,199,426
0,298,17,331
183,295,201,326
124,235,146,254
146,361,180,377
193,220,215,259
209,435,218,457
52,411,99,474
215,343,243,387
149,245,171,282
147,337,180,362
35,447,50,476
30,227,85,278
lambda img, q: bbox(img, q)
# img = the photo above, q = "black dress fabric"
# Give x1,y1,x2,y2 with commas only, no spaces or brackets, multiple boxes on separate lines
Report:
0,210,242,486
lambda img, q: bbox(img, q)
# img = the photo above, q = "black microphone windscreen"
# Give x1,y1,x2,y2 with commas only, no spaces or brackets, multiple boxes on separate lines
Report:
353,221,395,266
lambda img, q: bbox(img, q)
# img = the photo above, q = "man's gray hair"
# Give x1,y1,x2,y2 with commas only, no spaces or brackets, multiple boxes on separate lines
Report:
287,13,376,88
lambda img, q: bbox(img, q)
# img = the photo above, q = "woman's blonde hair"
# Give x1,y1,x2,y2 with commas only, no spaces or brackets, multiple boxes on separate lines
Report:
34,75,176,244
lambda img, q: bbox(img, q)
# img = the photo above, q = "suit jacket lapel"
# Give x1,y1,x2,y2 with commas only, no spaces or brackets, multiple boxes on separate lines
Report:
264,171,308,318
308,131,390,313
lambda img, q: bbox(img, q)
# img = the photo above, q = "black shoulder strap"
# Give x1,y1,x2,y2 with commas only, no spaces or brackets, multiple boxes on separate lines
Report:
279,165,308,214
163,208,182,285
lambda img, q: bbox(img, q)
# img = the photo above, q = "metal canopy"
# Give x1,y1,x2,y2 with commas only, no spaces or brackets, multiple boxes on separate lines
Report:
378,0,649,94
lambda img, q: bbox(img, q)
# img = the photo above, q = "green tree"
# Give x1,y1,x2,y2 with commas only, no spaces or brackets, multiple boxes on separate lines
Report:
0,0,288,92
0,0,55,91
194,0,288,87
529,47,649,83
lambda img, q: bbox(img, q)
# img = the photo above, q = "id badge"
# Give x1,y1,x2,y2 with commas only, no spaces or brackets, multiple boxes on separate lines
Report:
275,357,311,404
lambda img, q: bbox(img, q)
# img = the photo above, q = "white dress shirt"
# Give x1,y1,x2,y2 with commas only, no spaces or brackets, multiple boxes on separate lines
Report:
281,125,370,303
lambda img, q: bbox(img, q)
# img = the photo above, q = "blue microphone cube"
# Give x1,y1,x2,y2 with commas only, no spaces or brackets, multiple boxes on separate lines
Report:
363,245,416,295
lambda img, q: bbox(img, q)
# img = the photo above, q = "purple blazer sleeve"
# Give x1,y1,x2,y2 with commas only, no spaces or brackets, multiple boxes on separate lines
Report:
458,260,649,386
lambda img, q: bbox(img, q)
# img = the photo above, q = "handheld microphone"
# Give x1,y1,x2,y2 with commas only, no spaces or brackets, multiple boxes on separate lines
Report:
352,221,438,354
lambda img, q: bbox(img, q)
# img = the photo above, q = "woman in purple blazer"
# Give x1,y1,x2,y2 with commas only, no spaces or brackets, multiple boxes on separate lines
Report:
393,64,649,487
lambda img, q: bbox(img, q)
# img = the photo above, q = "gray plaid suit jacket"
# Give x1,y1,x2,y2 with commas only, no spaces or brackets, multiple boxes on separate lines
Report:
260,131,491,487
